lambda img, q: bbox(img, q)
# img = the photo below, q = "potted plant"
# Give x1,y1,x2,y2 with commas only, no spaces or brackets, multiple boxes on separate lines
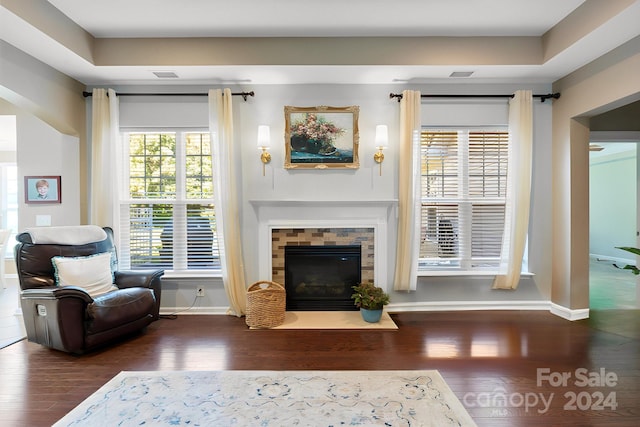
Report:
351,283,390,323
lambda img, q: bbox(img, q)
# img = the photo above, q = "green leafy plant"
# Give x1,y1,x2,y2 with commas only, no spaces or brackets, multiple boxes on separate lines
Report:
614,246,640,275
351,283,390,310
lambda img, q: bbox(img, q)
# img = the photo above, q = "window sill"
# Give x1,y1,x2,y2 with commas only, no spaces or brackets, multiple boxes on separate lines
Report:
417,270,534,277
161,270,223,279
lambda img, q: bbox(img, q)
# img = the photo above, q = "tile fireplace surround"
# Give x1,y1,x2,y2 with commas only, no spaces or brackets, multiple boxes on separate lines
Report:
250,200,397,294
271,227,375,286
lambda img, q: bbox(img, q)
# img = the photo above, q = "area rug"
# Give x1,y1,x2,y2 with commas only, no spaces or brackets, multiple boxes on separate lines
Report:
251,310,398,330
54,370,476,426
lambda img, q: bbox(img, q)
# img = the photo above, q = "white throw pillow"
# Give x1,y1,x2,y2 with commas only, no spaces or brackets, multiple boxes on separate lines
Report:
52,252,117,298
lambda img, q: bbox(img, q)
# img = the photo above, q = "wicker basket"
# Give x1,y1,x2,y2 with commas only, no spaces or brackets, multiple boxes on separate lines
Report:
245,281,286,328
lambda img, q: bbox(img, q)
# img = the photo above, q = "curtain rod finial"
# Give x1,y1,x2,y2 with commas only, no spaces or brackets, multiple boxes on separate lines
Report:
540,92,561,102
241,91,255,101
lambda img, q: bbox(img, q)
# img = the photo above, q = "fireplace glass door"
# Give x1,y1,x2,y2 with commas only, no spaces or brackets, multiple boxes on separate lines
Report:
284,245,361,310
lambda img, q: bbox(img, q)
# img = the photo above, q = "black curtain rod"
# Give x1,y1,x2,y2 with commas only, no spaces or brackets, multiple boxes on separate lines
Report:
389,92,560,103
82,91,255,101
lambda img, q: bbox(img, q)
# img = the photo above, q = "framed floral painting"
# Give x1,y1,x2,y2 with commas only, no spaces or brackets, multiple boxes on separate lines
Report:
284,105,359,169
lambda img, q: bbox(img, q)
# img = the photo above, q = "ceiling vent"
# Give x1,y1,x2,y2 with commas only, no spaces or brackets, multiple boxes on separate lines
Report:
449,71,474,78
152,71,179,79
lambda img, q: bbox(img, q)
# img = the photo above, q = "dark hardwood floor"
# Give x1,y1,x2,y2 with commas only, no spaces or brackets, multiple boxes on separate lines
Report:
1,310,639,426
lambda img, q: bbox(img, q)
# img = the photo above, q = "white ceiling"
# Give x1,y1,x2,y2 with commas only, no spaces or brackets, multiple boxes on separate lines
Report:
47,0,585,38
2,0,639,85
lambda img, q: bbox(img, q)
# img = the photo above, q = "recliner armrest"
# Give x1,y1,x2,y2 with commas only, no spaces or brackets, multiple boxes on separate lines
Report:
21,286,94,303
20,286,92,353
114,269,164,289
114,270,164,320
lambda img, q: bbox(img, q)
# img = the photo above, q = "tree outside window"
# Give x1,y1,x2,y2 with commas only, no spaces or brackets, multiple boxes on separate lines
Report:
121,131,219,272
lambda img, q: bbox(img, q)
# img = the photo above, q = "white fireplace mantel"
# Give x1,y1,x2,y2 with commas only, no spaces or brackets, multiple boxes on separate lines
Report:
249,199,397,292
249,199,398,208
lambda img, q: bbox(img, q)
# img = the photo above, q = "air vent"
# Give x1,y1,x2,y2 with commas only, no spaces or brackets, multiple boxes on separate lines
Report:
449,71,474,78
152,71,179,79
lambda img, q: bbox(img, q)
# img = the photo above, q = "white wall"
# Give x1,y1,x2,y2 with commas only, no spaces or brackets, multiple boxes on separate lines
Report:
0,99,81,231
16,111,80,228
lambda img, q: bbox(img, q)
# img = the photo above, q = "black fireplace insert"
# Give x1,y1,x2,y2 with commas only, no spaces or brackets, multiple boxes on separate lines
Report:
284,245,361,311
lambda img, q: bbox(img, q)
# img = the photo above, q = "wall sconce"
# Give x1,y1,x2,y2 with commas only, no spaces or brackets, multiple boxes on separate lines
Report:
373,125,388,176
257,125,271,176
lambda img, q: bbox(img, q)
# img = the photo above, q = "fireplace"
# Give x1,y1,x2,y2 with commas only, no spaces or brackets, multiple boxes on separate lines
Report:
250,199,396,303
284,245,361,311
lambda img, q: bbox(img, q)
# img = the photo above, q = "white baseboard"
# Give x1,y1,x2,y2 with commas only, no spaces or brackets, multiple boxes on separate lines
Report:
550,303,589,321
159,301,591,320
390,301,590,321
160,306,230,316
386,300,551,312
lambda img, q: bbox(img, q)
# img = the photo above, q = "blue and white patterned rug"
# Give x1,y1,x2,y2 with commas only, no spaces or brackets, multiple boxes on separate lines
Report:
54,370,476,426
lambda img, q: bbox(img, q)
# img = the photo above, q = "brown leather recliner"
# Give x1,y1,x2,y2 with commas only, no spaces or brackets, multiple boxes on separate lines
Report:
15,226,163,354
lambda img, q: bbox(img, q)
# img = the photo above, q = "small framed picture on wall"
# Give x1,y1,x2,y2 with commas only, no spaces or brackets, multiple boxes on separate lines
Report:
24,176,61,204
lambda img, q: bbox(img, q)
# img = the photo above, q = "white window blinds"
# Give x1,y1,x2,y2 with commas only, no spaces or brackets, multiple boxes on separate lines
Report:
419,129,509,271
119,131,220,273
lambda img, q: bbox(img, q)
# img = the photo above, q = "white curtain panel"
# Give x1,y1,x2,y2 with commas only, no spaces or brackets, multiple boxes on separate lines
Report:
90,88,121,232
492,90,533,290
208,89,247,316
393,90,422,291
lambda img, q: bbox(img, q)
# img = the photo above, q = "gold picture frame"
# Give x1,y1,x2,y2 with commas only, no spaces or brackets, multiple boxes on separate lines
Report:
284,105,359,169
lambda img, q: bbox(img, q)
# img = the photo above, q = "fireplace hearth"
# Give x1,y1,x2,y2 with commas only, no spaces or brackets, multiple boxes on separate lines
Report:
284,245,361,311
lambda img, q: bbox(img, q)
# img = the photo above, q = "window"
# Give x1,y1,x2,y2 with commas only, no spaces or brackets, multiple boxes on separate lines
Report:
0,115,18,257
419,128,509,271
119,131,220,274
0,164,18,257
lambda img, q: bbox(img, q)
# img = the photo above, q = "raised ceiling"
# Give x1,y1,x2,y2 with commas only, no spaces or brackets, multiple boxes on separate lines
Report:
48,0,586,38
2,0,640,85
